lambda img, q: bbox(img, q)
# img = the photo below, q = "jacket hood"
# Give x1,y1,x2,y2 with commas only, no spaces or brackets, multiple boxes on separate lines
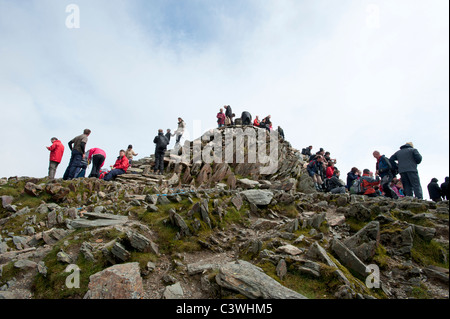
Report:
400,144,413,150
431,178,438,183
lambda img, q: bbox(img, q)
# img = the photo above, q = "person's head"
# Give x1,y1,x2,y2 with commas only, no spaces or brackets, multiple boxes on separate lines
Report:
167,129,171,133
363,169,370,175
328,161,334,167
83,129,91,136
317,156,324,162
128,144,133,149
406,142,414,148
325,151,330,157
119,149,126,156
51,137,58,142
431,178,438,183
373,151,381,159
158,129,163,133
255,115,259,120
220,108,223,112
333,170,340,177
309,145,313,149
178,117,182,122
351,167,359,174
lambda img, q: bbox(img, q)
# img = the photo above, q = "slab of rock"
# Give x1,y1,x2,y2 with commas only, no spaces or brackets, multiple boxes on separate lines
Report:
127,231,159,255
14,259,38,270
216,260,307,299
85,262,144,299
237,178,260,189
331,238,368,278
169,209,191,237
240,190,273,206
1,195,13,208
276,244,303,256
343,221,380,262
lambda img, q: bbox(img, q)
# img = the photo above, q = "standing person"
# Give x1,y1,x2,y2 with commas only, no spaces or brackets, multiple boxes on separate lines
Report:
390,142,423,199
87,148,106,178
173,117,185,145
277,126,285,140
63,129,91,180
427,178,442,202
225,105,233,125
441,177,449,200
217,108,226,128
347,167,360,190
46,137,65,179
153,129,169,175
125,145,138,166
103,150,129,181
373,150,398,199
165,129,172,144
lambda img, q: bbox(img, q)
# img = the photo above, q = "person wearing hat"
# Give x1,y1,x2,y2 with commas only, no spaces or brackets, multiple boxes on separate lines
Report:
427,178,442,202
125,145,138,166
390,142,423,199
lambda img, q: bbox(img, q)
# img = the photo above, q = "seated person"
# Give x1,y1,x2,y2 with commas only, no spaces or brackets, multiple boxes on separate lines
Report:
326,161,335,179
307,155,325,191
328,170,346,194
361,169,381,197
346,167,360,190
253,116,260,127
103,150,129,181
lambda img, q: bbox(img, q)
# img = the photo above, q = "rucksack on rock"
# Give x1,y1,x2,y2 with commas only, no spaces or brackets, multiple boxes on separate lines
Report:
350,178,363,194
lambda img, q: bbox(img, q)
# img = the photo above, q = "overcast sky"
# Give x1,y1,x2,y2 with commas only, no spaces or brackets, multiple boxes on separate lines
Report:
0,0,448,199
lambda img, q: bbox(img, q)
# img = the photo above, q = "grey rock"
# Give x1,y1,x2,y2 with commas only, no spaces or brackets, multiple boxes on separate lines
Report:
169,209,191,237
331,238,368,278
80,242,96,262
1,195,13,208
216,260,307,299
13,259,37,270
111,242,131,262
276,259,287,280
163,282,184,299
57,251,72,264
345,204,372,221
240,190,274,206
127,231,159,255
411,224,436,241
146,204,159,212
157,195,171,205
37,261,48,277
343,221,380,262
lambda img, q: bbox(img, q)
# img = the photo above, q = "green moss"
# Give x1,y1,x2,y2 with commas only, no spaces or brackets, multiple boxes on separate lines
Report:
408,283,432,299
345,217,367,233
411,235,449,268
372,244,390,270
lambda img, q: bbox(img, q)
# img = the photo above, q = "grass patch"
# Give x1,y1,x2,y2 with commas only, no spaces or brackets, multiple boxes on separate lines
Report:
411,234,449,268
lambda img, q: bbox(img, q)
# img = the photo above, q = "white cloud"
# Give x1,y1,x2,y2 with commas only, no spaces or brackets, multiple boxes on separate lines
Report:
0,0,447,199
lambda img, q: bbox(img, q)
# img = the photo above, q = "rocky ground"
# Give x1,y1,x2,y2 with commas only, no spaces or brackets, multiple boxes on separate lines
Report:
0,126,448,299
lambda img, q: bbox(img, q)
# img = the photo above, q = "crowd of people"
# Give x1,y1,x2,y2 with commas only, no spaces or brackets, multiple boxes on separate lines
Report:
303,142,449,202
45,108,447,202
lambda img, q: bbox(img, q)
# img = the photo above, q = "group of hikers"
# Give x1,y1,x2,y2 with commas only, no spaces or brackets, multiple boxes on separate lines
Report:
303,142,449,202
45,117,187,181
216,105,285,139
45,109,447,203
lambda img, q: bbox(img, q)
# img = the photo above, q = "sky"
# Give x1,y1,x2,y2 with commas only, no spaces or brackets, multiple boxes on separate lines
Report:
0,0,448,200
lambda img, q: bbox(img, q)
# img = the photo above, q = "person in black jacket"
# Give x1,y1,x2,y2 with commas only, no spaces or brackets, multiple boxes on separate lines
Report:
241,111,252,126
441,177,449,200
390,142,423,199
277,126,285,140
374,151,398,199
225,105,234,125
328,170,346,194
427,178,442,202
153,129,169,175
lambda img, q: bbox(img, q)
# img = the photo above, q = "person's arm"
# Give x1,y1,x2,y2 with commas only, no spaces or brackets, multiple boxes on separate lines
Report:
68,140,74,151
413,149,422,164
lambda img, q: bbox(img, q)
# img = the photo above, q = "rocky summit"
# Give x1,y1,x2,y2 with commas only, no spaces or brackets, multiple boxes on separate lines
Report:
0,126,448,299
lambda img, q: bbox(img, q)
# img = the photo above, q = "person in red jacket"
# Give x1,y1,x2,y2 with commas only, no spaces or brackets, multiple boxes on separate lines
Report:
103,150,129,181
361,169,381,197
326,161,335,179
217,108,226,128
46,137,65,179
87,148,106,178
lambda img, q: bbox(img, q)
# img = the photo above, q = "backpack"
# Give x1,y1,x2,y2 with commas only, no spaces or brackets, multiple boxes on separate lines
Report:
389,158,398,177
324,178,332,192
350,178,363,194
301,148,307,155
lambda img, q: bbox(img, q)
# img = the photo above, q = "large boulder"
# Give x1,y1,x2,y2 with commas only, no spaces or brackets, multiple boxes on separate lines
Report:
343,221,380,262
216,260,307,299
85,262,144,299
240,189,273,206
330,238,368,278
